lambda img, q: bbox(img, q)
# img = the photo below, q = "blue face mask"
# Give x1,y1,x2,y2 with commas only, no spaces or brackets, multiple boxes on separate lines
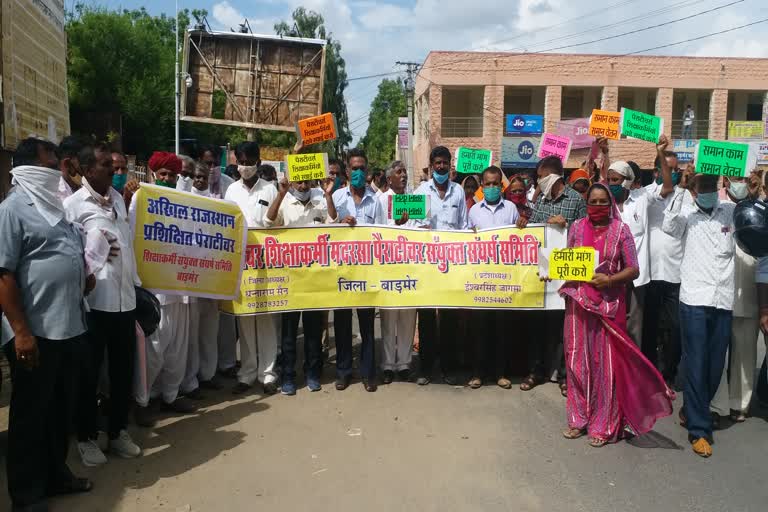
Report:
609,184,626,202
656,172,681,186
483,185,501,203
696,191,718,210
350,169,367,189
433,170,449,185
112,173,127,192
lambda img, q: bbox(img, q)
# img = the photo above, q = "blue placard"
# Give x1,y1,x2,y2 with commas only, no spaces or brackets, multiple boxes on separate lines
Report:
672,139,696,163
501,137,540,168
505,114,543,136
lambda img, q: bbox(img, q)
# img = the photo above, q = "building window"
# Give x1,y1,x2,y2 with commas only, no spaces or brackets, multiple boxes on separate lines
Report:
673,90,711,139
727,90,766,122
561,87,602,119
441,86,484,138
618,87,657,115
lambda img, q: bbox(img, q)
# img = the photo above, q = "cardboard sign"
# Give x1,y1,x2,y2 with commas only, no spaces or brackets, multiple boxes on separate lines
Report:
672,140,697,163
388,194,429,220
505,114,543,136
456,147,493,174
549,247,595,282
620,108,663,143
588,109,621,140
285,153,329,182
695,140,750,177
297,113,338,146
537,133,572,162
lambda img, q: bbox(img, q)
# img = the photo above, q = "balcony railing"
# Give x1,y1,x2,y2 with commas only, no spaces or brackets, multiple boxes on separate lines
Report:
670,119,710,140
441,116,484,138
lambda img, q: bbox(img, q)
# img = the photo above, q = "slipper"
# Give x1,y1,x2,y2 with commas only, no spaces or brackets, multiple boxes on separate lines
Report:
468,377,482,389
562,427,586,439
559,381,568,397
519,374,544,391
588,437,608,448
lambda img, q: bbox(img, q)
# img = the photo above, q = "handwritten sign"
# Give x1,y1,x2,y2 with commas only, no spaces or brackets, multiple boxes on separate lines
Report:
589,109,621,140
620,108,663,143
537,133,572,162
456,147,493,174
297,113,338,146
549,247,595,282
388,194,429,220
695,140,750,177
286,153,329,182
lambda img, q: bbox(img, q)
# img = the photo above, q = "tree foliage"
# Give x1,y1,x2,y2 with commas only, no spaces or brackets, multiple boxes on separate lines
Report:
360,79,406,169
275,8,351,156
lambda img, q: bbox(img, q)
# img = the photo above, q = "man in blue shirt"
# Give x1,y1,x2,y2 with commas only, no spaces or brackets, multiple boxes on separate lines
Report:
0,138,95,511
413,146,468,385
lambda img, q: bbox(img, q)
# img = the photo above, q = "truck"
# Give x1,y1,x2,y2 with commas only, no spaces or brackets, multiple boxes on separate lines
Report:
0,0,69,197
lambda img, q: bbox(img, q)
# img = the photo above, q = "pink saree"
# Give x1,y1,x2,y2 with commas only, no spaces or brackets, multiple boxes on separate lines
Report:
560,211,674,442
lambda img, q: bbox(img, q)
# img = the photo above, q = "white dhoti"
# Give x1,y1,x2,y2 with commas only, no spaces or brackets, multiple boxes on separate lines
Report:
711,316,762,415
218,313,238,371
182,299,221,393
139,302,190,405
237,314,279,386
380,309,416,372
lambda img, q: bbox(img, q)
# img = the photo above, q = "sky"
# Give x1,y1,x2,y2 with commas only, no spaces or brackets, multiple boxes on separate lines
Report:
94,0,768,142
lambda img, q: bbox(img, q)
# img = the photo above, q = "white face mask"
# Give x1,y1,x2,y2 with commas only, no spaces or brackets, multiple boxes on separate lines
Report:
538,173,562,200
238,164,258,180
290,188,311,202
729,181,749,200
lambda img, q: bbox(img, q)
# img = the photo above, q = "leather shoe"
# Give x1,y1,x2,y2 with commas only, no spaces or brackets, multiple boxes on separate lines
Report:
232,382,252,395
335,375,351,391
263,382,278,395
363,379,378,392
398,369,412,382
382,370,394,385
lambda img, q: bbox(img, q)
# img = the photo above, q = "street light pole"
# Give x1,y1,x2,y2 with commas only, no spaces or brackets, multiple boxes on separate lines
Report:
174,0,180,155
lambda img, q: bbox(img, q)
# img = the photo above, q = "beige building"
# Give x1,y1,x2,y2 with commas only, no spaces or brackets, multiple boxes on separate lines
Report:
413,51,768,179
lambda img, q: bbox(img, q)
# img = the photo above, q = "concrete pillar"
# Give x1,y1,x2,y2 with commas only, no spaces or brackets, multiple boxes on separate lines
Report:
484,85,504,164
429,84,443,144
602,86,619,112
709,89,728,140
656,88,674,137
544,86,562,133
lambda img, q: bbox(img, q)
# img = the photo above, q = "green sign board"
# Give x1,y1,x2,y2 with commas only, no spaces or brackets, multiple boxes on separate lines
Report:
455,147,492,174
388,194,428,220
620,108,663,143
696,139,750,177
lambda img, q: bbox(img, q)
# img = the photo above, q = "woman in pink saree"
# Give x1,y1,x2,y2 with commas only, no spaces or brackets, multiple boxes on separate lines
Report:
560,183,674,447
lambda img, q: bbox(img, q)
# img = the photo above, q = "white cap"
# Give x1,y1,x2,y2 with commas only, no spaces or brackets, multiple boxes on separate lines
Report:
608,160,634,189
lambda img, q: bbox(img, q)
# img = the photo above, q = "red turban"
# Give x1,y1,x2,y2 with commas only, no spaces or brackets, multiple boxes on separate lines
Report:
148,152,182,173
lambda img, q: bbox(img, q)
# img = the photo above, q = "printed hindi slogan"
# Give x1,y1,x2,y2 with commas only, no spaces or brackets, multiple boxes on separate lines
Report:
221,225,567,315
549,247,595,282
589,109,621,140
695,140,750,177
132,184,247,299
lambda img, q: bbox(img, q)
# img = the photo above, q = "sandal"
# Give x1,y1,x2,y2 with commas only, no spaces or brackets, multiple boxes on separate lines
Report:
519,374,543,391
559,380,568,397
588,437,608,448
730,409,747,423
562,427,586,439
468,377,483,389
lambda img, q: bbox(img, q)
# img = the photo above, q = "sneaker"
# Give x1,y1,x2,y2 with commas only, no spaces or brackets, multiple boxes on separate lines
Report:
307,376,322,392
163,397,197,414
109,430,141,459
263,381,278,395
416,375,431,386
77,440,107,467
281,380,297,396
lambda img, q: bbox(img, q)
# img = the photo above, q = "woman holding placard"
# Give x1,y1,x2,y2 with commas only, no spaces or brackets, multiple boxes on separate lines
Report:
559,183,673,447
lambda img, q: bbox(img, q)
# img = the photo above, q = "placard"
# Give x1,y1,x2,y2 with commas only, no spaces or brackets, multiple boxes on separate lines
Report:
297,113,338,146
588,109,621,140
456,147,493,174
549,247,595,282
537,133,572,162
286,153,329,182
695,140,750,177
620,108,663,143
388,194,429,220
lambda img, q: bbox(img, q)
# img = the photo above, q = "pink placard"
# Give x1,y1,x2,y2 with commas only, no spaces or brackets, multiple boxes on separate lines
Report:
555,118,593,149
537,133,572,163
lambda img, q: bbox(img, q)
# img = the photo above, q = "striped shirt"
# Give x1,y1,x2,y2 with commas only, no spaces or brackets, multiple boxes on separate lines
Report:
530,184,586,226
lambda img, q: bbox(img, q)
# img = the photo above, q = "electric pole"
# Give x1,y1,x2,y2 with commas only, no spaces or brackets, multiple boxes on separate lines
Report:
396,61,420,188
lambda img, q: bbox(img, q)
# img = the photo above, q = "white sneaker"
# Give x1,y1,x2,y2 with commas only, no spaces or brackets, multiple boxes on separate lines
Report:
78,439,107,467
109,430,142,458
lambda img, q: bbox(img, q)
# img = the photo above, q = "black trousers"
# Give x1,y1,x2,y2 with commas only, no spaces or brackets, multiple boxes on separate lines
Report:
527,310,566,381
334,309,376,379
471,310,509,379
4,336,80,508
417,308,458,377
281,310,323,381
641,280,682,382
77,310,136,441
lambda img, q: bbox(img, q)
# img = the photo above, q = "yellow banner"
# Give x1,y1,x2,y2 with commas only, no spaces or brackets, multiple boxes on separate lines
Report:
286,153,328,182
222,225,567,315
727,120,764,139
549,247,595,282
133,184,247,299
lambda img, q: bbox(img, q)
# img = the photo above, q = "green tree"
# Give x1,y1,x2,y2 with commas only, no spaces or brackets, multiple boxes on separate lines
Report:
275,8,351,156
359,79,406,168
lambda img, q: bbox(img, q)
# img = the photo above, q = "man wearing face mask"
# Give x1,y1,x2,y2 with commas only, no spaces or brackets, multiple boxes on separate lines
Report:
111,150,130,195
710,170,762,424
57,136,87,201
224,142,281,395
176,155,196,193
663,168,737,458
412,146,468,386
265,174,337,395
331,148,383,392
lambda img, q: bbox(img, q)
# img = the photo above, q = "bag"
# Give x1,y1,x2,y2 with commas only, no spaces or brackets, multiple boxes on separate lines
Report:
134,286,161,337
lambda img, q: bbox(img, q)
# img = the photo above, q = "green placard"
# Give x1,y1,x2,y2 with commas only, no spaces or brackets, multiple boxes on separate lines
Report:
620,108,663,143
389,194,428,220
696,139,750,177
456,147,492,174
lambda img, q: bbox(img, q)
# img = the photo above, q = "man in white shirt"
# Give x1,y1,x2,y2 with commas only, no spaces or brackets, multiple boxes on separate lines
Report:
56,136,85,201
413,146,468,386
374,161,417,384
265,175,337,395
663,170,736,458
64,143,142,467
225,142,280,395
682,105,695,139
176,155,195,192
201,144,234,198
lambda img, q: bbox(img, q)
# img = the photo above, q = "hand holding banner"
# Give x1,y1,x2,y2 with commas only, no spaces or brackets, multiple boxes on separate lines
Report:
297,113,338,146
286,153,329,182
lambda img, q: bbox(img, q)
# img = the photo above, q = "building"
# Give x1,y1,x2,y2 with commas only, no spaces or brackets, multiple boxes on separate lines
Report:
413,51,768,181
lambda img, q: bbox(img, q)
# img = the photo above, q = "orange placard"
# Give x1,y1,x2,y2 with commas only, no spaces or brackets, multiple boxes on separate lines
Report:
297,113,338,146
588,109,621,140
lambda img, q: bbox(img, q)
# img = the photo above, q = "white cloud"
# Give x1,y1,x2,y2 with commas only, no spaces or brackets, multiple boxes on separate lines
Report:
358,4,413,29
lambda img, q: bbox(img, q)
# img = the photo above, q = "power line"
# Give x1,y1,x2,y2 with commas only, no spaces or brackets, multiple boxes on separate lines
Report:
348,70,405,82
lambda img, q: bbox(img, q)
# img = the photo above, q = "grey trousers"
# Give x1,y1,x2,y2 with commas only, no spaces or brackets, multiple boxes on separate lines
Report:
627,284,646,348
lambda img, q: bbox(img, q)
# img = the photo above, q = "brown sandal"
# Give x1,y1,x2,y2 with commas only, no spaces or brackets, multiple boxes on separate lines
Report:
468,377,483,389
559,380,568,397
588,437,608,448
730,409,747,423
519,374,543,391
562,427,586,439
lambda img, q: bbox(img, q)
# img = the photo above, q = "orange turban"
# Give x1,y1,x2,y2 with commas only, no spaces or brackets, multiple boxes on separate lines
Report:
568,168,590,185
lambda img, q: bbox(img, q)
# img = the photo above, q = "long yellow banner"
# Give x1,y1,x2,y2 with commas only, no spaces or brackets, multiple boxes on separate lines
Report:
221,225,567,315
